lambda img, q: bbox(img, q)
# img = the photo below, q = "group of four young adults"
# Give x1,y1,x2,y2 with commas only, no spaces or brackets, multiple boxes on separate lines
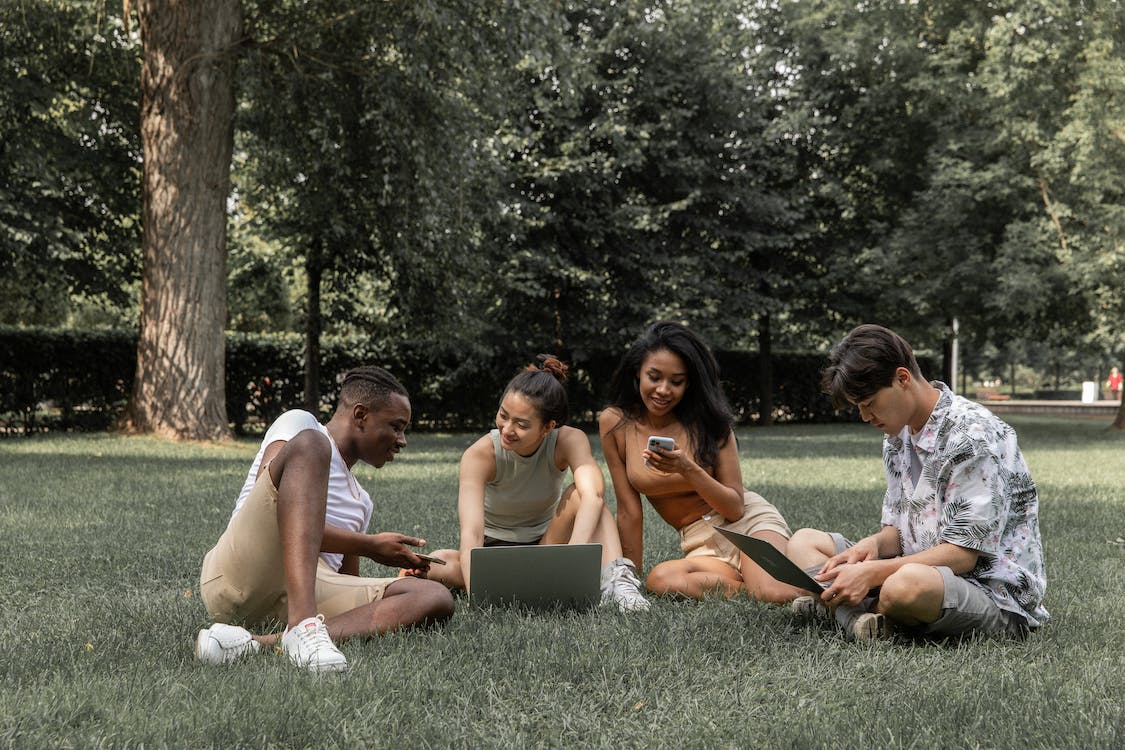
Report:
195,323,1048,672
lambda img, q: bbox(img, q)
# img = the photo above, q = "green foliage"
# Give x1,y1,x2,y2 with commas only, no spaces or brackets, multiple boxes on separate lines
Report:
225,332,307,432
232,0,527,343
225,233,296,332
5,0,1124,414
787,0,1125,359
487,0,818,353
0,1,141,327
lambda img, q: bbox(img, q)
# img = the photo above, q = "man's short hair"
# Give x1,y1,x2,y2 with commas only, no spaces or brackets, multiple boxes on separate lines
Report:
338,366,408,410
821,324,925,408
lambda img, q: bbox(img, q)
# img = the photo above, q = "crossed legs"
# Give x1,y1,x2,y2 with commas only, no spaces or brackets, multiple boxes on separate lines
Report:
786,528,944,625
422,484,626,589
540,484,624,566
645,529,804,603
203,430,454,645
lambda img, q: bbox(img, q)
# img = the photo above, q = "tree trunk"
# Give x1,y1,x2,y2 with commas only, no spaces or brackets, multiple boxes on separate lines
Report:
757,312,773,427
304,244,323,414
122,0,242,441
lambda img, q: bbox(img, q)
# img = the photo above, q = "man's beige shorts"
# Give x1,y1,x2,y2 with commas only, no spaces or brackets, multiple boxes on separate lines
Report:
678,490,792,572
200,465,396,627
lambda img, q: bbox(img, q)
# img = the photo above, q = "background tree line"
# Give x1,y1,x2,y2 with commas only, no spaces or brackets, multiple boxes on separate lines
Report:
2,0,1122,437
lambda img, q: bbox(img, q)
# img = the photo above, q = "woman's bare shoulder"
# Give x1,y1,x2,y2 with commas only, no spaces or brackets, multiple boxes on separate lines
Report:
597,406,628,430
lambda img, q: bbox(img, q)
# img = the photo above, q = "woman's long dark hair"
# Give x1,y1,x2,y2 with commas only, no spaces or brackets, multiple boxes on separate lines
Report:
605,321,734,469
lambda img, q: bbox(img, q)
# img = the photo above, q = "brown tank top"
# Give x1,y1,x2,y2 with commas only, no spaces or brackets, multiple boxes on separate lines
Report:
619,419,713,530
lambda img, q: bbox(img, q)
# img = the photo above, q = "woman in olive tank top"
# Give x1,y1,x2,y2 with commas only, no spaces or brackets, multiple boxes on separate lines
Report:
415,355,649,612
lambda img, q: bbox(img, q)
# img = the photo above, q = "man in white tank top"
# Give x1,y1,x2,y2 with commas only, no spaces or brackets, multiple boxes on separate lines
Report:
194,366,455,672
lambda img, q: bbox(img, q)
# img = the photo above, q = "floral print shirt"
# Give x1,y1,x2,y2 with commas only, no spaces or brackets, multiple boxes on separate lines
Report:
881,383,1049,627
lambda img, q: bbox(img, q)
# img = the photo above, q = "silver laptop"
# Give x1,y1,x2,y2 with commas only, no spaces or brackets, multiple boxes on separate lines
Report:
468,543,602,611
715,527,826,593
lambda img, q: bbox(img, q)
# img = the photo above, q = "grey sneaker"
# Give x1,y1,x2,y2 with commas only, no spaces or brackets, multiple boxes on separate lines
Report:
830,598,891,641
281,614,348,673
600,558,651,612
849,612,890,641
195,623,260,665
791,595,830,621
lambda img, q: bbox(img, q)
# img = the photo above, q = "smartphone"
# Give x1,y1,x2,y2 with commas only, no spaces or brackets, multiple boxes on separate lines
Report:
414,552,447,566
645,436,675,466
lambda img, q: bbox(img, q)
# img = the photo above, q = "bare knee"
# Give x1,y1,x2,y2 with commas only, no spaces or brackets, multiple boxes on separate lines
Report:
425,549,464,590
645,562,679,595
416,579,456,623
787,528,834,568
598,502,616,526
555,484,582,519
744,575,801,605
880,563,942,611
388,577,456,626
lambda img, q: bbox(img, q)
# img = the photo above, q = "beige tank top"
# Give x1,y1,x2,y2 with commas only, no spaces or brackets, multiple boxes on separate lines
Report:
483,428,565,543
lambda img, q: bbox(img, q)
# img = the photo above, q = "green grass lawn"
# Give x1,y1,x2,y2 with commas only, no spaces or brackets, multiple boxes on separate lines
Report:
0,416,1122,748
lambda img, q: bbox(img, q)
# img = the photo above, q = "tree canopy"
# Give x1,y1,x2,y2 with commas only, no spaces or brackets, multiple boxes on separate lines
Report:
0,0,141,327
3,0,1123,433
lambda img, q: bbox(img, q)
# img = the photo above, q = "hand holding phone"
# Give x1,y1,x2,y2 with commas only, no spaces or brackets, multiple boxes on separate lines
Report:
414,552,447,566
645,435,675,467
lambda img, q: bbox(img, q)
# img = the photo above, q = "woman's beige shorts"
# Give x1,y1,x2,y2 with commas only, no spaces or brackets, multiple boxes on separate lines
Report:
200,466,396,627
678,490,791,572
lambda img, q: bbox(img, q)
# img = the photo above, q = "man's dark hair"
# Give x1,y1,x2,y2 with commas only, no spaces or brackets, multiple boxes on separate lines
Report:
821,324,925,408
338,366,408,410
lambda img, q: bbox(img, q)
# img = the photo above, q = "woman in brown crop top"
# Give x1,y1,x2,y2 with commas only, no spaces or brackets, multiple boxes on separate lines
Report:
599,322,803,603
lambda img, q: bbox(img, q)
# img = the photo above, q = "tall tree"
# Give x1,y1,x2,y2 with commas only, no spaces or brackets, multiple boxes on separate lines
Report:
121,0,243,440
235,0,527,409
780,0,1122,377
780,0,944,343
493,0,811,361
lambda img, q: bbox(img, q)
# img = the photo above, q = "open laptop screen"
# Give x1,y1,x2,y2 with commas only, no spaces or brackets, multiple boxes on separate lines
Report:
469,543,602,611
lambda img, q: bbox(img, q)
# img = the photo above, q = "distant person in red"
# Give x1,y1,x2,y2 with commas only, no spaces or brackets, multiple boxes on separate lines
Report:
1106,367,1123,401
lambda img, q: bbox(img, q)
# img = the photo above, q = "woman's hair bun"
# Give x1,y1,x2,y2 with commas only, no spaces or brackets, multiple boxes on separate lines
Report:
529,353,568,383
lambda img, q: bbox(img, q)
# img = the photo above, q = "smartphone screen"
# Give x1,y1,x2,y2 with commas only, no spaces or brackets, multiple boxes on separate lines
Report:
414,552,446,565
645,436,675,466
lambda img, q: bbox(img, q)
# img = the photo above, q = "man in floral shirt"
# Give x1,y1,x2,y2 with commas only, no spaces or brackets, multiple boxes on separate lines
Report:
787,324,1048,639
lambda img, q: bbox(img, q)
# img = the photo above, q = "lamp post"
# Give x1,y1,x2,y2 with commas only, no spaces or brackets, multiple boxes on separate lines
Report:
943,317,959,394
951,317,959,394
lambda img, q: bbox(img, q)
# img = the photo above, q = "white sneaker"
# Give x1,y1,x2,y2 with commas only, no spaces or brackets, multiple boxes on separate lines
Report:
195,623,260,665
600,558,651,612
280,614,348,673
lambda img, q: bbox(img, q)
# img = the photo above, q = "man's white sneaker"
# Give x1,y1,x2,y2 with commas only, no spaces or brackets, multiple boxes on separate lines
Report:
281,614,348,673
600,558,651,612
195,623,260,665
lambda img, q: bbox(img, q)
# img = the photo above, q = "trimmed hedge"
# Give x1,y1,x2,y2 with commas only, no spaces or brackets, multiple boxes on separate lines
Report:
0,326,872,435
0,328,135,432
